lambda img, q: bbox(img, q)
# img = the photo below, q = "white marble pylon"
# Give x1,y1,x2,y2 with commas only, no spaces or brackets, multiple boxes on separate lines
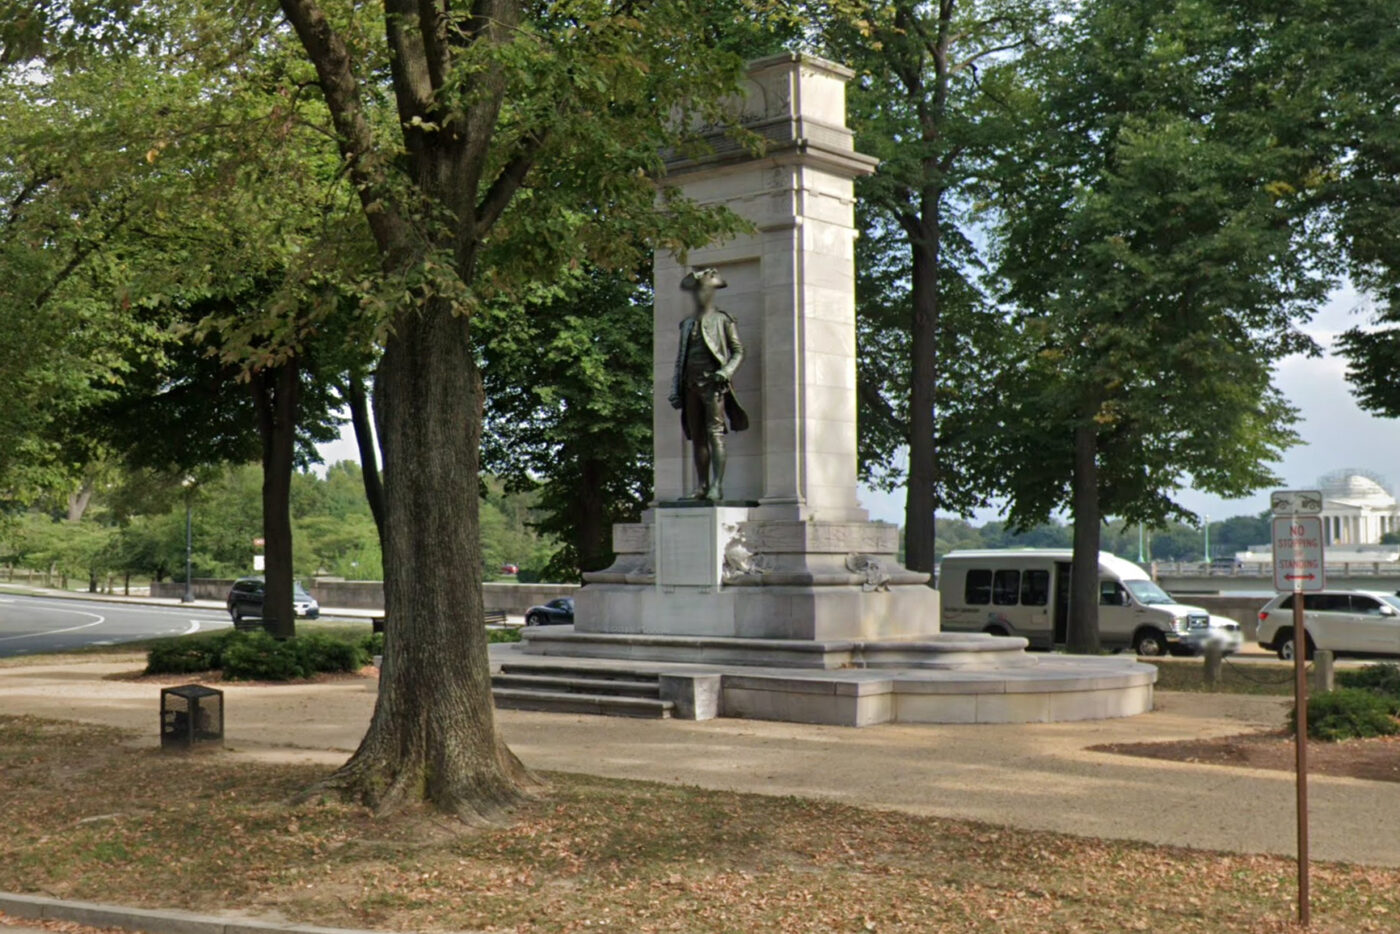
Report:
554,52,941,657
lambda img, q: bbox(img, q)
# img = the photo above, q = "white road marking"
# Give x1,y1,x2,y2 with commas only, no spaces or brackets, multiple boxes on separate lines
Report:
0,607,105,642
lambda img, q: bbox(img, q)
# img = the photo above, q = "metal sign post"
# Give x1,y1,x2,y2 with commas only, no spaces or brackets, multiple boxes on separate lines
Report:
1271,491,1323,928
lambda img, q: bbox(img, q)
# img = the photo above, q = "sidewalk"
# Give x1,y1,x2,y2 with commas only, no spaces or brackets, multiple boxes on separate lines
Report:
3,656,1399,867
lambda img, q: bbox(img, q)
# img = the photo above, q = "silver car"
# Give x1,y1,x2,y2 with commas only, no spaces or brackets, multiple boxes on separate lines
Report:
1256,590,1400,660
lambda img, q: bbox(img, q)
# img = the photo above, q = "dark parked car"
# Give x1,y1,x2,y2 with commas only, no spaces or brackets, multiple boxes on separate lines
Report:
524,597,574,627
226,576,321,624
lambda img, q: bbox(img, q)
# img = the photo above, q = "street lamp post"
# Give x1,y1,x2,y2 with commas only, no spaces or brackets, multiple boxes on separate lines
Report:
181,477,195,604
1137,523,1146,563
1203,514,1211,563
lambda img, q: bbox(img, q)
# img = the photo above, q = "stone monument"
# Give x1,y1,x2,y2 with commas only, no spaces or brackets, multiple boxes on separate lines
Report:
562,53,940,659
514,53,1155,723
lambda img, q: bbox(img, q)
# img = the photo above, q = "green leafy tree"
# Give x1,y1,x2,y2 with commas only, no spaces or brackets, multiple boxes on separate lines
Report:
255,0,752,816
813,0,1049,573
990,0,1330,652
481,269,651,581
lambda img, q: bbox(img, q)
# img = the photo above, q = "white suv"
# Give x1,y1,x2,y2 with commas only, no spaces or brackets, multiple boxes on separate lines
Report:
1256,590,1400,660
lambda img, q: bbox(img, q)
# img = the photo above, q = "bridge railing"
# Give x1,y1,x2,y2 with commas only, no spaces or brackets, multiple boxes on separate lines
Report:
1153,561,1400,578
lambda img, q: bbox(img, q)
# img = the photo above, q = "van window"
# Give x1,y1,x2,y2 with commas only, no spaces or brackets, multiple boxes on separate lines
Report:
1100,581,1127,606
992,570,1020,605
1021,569,1050,607
964,569,992,605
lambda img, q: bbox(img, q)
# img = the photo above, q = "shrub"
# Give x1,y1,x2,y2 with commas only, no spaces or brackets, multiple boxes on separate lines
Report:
149,627,497,681
293,632,368,673
221,631,309,681
361,631,385,657
144,630,239,674
1337,663,1400,699
1291,688,1400,741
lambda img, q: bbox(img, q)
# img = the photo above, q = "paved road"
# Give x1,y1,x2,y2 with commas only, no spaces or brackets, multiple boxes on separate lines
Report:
0,593,231,658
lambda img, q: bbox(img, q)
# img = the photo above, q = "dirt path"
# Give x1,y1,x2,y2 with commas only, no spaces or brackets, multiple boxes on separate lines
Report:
6,658,1400,866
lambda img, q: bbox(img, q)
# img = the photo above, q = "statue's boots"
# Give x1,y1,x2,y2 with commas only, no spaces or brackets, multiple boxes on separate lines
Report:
706,433,727,501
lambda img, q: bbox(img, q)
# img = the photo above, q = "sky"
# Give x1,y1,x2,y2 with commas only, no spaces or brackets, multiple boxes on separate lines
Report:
315,283,1397,529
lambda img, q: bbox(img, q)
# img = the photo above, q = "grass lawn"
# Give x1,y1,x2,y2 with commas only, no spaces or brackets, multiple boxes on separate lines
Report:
1143,657,1299,696
2,716,1397,933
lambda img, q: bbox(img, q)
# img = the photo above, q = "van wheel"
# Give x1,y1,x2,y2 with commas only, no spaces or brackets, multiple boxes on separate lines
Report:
985,625,1009,637
1277,630,1315,662
1134,629,1169,657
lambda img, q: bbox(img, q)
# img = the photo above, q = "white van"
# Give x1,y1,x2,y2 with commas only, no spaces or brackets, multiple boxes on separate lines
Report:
938,549,1242,656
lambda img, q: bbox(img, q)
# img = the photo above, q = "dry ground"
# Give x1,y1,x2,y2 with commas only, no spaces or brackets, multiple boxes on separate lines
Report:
3,716,1399,934
1096,730,1400,783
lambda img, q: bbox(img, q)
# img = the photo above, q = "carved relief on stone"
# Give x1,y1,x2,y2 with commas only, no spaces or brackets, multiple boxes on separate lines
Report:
722,526,772,583
845,554,891,592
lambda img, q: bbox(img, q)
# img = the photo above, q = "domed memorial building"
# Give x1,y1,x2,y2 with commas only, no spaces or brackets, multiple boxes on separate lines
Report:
1317,470,1400,546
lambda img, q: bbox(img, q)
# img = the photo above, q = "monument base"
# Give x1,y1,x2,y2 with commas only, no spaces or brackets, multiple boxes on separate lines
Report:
500,634,1156,726
577,507,940,642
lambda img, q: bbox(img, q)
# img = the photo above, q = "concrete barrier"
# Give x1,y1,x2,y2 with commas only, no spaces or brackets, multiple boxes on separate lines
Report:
152,577,578,615
150,579,234,601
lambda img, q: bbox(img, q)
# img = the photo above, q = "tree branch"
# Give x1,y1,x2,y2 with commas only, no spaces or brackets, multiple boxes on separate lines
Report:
384,0,439,133
474,127,549,239
279,0,408,261
953,39,1028,73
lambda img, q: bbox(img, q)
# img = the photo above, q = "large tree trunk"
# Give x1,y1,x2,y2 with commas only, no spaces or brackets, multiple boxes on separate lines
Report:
575,457,611,576
252,361,301,640
1067,418,1102,654
322,301,532,819
346,369,386,544
278,0,530,819
903,228,940,575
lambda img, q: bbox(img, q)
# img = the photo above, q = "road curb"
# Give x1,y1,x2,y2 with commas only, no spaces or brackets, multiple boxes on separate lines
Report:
0,892,396,934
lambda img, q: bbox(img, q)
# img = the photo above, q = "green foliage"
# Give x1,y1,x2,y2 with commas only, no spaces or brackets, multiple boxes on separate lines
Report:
990,0,1330,532
288,632,368,675
1,461,554,585
481,269,651,581
190,630,371,681
1336,664,1400,707
814,0,1048,516
1291,689,1400,742
360,631,384,658
219,632,311,682
144,631,240,675
488,628,523,645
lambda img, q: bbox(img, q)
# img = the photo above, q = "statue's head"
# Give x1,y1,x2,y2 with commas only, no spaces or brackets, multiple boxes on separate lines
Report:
680,267,726,310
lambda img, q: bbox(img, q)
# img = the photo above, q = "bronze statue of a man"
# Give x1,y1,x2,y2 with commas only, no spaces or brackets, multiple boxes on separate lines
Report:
668,268,749,500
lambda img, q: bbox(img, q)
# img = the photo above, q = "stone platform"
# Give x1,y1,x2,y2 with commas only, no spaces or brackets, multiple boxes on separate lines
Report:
508,629,1156,726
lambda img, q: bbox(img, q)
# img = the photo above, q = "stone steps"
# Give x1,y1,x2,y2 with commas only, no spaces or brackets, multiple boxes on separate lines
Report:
498,662,660,683
491,663,671,718
492,673,661,696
